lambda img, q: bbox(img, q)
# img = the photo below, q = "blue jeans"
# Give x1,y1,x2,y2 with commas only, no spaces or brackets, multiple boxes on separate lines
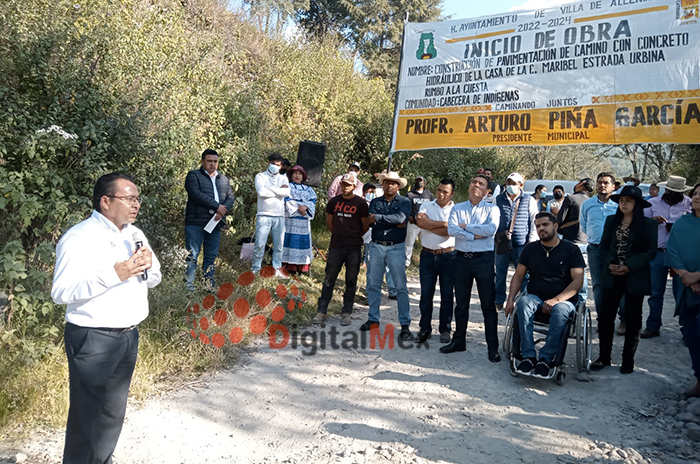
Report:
645,251,679,332
517,294,575,363
317,247,362,314
367,242,410,326
495,244,527,306
185,225,221,290
252,215,284,272
453,251,498,351
587,243,604,314
419,250,456,333
678,300,700,380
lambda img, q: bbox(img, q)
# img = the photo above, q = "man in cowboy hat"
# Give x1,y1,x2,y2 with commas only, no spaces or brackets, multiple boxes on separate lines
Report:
641,175,693,338
362,171,414,340
328,161,364,198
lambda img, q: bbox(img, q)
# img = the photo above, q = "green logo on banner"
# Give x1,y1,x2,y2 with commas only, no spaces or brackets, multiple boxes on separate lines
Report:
416,32,437,60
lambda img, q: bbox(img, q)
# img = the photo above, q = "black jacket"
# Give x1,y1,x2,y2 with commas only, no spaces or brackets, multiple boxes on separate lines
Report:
599,216,658,295
185,167,235,228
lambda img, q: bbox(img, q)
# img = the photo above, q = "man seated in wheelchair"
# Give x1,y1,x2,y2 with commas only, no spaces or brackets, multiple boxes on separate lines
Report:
504,212,585,378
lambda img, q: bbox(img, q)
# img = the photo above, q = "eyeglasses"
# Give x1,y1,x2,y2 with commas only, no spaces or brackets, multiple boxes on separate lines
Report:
106,195,142,205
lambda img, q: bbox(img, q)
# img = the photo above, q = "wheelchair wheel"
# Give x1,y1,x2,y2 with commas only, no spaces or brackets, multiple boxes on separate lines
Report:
503,313,514,355
575,303,592,373
503,314,518,377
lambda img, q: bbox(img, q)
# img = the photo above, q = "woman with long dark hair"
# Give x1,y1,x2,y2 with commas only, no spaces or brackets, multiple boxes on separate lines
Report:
665,183,700,398
591,185,657,374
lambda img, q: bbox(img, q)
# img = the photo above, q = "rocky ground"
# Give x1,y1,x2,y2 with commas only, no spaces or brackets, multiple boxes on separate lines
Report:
2,275,699,464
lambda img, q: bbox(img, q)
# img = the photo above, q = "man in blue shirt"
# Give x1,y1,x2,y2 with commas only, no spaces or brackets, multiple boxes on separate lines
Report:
441,174,501,362
580,173,618,322
362,171,414,340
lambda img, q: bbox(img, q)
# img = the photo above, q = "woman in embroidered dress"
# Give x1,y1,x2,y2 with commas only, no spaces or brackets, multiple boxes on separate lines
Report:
282,165,316,273
665,183,700,398
591,185,657,374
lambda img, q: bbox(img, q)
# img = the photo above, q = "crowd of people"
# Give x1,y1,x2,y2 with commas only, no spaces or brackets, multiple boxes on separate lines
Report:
49,150,700,463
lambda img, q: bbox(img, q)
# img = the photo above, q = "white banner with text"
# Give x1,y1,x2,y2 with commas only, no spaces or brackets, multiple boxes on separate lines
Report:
391,0,700,150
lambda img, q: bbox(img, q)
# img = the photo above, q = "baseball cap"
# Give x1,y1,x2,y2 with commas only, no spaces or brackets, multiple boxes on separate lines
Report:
578,177,595,192
506,172,524,184
340,173,357,185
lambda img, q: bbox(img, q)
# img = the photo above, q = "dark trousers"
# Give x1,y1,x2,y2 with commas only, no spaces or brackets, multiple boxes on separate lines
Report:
64,323,139,464
452,251,499,351
598,276,644,363
679,302,700,380
317,246,362,315
418,249,456,333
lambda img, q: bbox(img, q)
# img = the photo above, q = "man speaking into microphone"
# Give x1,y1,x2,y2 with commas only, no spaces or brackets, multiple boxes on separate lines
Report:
52,173,161,464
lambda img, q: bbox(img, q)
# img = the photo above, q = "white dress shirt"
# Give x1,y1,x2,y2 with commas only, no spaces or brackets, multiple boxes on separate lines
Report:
448,199,500,252
52,211,162,328
418,200,455,249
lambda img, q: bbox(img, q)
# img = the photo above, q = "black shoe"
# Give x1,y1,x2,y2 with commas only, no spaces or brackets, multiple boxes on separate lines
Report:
439,341,466,353
388,294,397,300
399,325,414,341
640,329,660,339
416,329,432,343
516,358,537,374
488,350,501,363
620,358,634,374
359,320,379,331
533,359,552,378
439,331,451,343
590,357,611,371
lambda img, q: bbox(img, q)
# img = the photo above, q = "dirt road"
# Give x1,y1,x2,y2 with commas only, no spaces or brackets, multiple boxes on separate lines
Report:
3,278,700,464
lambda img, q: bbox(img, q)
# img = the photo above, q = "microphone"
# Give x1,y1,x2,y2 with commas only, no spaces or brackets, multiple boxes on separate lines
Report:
133,232,148,281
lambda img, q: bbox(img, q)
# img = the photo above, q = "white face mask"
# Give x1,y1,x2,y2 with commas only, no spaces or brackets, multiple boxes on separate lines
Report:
365,193,375,202
506,185,520,195
268,164,280,175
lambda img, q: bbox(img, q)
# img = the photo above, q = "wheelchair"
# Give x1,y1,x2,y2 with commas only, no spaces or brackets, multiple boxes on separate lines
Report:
503,296,592,385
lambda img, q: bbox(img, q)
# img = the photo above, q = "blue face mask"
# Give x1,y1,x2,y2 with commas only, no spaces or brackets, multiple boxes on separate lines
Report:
506,185,520,195
539,191,547,199
365,193,375,202
268,164,280,175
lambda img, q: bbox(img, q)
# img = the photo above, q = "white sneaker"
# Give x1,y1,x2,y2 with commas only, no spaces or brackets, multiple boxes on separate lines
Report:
274,268,290,279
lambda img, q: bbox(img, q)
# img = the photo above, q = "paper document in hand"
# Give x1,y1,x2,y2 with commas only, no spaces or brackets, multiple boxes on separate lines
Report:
204,215,220,233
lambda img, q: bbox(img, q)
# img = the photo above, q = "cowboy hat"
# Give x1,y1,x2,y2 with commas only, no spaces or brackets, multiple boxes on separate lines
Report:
659,175,692,193
378,171,407,189
610,185,652,209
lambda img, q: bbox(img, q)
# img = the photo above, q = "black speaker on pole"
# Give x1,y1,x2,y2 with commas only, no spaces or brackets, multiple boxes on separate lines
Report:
297,140,326,188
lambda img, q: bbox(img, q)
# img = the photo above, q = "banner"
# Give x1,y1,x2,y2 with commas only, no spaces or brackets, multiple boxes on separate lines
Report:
391,0,700,150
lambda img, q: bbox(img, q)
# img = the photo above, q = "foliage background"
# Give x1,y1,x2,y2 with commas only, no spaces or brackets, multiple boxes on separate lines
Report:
1,0,698,431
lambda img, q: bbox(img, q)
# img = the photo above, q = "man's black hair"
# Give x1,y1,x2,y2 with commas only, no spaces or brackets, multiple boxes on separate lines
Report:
553,184,565,191
282,158,291,167
268,153,284,163
362,183,376,193
201,148,219,160
473,174,490,183
439,178,456,192
535,211,557,224
597,172,616,184
93,173,136,212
